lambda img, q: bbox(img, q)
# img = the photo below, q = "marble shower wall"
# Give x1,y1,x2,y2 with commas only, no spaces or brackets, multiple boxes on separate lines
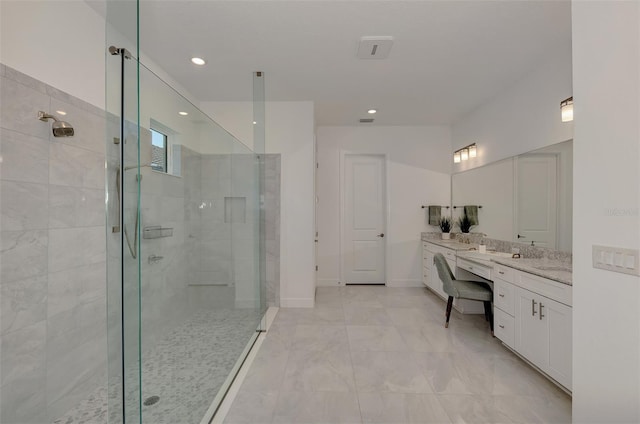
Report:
264,154,281,307
192,153,281,308
0,64,107,423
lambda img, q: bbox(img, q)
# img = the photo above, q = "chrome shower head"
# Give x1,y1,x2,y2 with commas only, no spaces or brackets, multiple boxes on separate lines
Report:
38,111,74,137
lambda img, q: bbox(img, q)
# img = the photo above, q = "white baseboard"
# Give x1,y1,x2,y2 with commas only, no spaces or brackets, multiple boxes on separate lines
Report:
317,278,340,287
386,279,423,288
280,297,315,308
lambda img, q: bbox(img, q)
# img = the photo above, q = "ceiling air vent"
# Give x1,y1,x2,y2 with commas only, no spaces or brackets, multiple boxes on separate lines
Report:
357,36,394,59
359,118,374,123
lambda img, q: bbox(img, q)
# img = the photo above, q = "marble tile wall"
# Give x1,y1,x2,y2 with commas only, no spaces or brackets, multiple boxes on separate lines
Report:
264,154,281,307
0,65,107,423
192,153,281,308
136,129,192,349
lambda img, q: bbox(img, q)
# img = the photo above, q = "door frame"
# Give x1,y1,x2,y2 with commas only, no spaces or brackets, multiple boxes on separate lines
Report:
338,151,390,285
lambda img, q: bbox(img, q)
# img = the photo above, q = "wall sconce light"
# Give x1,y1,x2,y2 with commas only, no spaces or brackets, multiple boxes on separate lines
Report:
468,144,477,158
453,143,477,163
561,96,573,122
461,148,469,161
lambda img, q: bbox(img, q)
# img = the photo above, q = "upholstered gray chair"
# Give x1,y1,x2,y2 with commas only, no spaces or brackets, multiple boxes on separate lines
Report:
433,253,494,334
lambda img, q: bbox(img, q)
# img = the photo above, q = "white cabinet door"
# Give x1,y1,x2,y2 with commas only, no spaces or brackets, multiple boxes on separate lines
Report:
514,287,548,368
514,285,572,390
545,297,572,390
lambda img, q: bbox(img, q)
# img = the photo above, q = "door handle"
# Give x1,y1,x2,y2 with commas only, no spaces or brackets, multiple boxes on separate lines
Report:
518,234,526,239
377,233,385,238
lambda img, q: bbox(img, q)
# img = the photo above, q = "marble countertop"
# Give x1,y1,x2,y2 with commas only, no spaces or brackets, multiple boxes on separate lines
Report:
423,235,572,286
490,257,573,286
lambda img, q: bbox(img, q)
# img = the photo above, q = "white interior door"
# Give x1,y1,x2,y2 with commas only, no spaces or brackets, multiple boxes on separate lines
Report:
515,155,558,249
342,154,386,284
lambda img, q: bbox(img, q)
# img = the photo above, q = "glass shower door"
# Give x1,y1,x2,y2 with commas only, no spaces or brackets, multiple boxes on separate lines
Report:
106,2,268,422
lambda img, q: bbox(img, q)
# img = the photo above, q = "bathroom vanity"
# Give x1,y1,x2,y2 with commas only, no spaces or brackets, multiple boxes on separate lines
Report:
422,237,572,392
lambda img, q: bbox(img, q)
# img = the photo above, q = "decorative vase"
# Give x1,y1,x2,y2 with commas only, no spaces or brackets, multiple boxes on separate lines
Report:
441,232,451,240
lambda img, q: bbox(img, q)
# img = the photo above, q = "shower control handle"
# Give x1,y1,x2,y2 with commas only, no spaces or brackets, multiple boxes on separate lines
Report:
148,255,164,264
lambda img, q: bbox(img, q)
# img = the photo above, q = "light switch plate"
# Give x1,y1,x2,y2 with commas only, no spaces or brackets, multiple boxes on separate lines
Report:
592,245,640,276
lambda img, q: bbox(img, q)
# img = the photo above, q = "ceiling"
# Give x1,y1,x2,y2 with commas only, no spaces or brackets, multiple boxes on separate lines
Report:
101,0,572,126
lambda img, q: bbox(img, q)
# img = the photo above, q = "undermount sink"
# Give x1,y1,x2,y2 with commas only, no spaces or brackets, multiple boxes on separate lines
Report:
533,265,572,272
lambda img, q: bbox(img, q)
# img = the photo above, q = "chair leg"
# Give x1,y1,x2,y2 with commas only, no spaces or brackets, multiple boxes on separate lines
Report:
445,296,454,328
484,301,494,336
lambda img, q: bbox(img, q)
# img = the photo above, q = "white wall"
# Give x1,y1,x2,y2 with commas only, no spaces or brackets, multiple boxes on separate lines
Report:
316,126,451,287
1,1,199,113
451,50,573,172
0,1,106,108
202,101,316,307
572,1,640,422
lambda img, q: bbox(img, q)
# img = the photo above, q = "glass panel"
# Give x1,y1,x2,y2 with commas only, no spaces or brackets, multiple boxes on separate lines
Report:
135,61,266,424
105,3,266,423
106,1,142,423
253,71,267,330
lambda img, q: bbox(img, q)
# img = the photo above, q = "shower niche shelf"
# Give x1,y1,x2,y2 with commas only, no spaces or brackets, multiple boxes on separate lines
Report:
143,226,173,239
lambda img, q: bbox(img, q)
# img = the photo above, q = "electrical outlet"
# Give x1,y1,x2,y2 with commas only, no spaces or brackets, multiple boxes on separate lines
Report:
592,245,640,276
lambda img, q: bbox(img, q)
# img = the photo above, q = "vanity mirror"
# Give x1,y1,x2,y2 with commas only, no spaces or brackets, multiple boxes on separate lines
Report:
451,140,572,252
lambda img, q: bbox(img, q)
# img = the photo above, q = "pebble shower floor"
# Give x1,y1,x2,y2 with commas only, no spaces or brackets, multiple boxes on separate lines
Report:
53,308,261,424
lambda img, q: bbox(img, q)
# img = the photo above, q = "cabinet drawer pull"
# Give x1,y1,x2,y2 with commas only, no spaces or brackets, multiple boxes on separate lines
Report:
498,271,505,275
499,293,505,298
539,303,545,320
532,299,537,316
499,325,505,329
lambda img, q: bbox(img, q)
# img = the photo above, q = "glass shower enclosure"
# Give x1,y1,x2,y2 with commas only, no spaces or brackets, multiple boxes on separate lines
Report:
105,2,267,423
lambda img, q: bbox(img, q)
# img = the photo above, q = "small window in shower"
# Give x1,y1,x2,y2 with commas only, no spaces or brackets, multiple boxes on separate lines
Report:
151,128,168,173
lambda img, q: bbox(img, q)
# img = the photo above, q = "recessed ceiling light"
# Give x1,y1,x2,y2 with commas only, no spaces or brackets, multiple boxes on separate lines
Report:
191,57,206,66
367,109,377,114
178,111,188,116
56,110,67,116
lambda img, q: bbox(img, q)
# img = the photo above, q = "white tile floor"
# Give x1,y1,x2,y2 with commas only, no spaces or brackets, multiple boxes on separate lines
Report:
224,286,571,424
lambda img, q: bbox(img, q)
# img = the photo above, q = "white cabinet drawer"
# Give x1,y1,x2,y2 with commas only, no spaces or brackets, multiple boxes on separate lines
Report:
494,307,515,349
457,258,491,280
493,264,514,283
494,278,515,316
423,250,434,268
443,250,457,261
516,271,572,307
